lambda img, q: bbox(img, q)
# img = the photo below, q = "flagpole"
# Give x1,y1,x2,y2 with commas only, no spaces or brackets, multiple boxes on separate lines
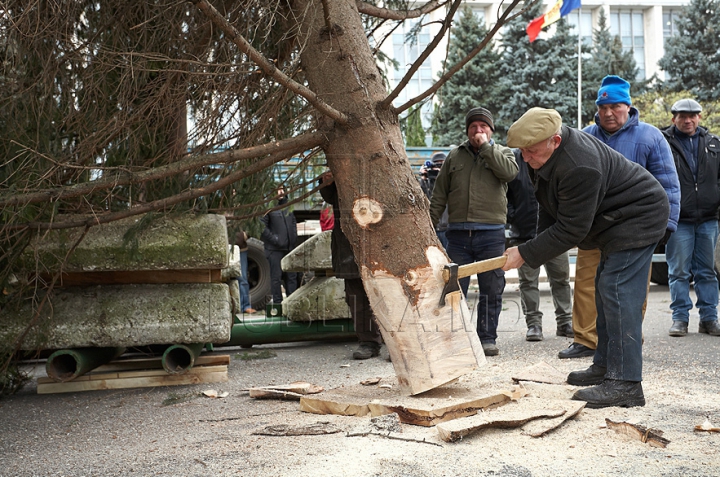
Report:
577,8,582,129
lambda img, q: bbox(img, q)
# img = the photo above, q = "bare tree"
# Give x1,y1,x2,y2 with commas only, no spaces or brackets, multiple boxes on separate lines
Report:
0,0,523,393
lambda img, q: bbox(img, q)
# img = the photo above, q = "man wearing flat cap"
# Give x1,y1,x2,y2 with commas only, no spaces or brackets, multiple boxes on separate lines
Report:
429,106,518,357
502,107,669,409
661,99,720,338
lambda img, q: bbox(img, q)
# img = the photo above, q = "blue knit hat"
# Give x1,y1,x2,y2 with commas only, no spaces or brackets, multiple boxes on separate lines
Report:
596,75,632,106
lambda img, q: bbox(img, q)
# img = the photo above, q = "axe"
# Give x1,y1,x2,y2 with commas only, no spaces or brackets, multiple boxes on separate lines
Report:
439,256,508,306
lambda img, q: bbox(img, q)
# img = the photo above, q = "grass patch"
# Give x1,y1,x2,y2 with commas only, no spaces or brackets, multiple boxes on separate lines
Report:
235,350,277,361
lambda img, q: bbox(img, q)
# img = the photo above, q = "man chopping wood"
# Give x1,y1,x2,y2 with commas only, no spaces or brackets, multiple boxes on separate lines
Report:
502,108,669,409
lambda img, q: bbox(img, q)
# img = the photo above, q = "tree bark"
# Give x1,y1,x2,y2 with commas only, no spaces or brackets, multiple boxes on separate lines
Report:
293,0,485,395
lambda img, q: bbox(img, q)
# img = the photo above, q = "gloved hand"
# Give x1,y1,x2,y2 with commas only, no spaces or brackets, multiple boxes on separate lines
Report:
659,229,673,246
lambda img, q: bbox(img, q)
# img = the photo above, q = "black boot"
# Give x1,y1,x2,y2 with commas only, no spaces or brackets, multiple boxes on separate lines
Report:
525,325,543,342
567,364,607,386
571,379,645,409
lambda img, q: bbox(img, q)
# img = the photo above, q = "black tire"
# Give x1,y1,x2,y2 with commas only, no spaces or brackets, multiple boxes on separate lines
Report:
246,237,271,309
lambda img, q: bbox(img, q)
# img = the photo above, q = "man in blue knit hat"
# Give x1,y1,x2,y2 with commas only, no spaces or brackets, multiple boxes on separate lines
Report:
557,75,680,365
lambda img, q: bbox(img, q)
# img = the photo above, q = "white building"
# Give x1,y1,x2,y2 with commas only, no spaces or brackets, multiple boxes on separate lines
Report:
379,0,689,140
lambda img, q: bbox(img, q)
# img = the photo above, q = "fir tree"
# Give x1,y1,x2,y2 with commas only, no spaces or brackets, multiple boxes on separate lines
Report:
659,0,720,102
432,6,501,146
495,0,579,135
402,104,427,147
581,9,641,127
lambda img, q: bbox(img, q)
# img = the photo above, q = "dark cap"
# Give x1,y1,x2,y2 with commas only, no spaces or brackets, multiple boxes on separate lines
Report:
671,98,702,114
431,152,447,164
465,107,495,132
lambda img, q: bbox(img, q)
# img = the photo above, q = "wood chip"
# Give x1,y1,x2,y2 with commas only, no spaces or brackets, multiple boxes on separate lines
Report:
605,419,670,448
249,381,324,400
694,418,720,433
361,377,382,386
511,361,567,385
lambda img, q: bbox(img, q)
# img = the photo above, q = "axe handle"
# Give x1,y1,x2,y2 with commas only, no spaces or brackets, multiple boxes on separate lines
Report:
442,256,508,282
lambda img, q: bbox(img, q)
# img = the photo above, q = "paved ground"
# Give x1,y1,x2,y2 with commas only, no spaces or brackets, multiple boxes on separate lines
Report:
1,281,720,477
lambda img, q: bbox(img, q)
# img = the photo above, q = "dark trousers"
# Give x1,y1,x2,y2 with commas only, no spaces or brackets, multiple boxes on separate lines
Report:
594,244,655,382
344,278,382,344
265,249,297,304
446,229,506,344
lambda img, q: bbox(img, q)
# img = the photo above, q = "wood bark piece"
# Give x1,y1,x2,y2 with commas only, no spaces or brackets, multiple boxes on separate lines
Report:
521,400,586,437
605,419,670,448
249,382,324,400
436,399,569,442
300,375,509,426
511,361,568,385
252,422,342,436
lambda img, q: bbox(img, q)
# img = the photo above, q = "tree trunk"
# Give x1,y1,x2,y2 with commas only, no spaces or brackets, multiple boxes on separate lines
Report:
293,0,485,395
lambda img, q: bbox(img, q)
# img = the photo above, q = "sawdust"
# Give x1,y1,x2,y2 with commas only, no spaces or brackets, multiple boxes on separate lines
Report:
0,284,719,477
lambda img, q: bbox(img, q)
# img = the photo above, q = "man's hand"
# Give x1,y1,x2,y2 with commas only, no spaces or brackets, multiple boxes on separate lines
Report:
469,131,488,149
502,246,525,270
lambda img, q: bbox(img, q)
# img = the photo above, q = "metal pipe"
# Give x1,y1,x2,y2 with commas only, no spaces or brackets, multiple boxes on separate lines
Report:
46,347,126,382
162,343,204,375
216,316,356,348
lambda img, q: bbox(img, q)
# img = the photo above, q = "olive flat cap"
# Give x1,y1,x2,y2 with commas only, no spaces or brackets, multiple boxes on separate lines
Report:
507,108,563,148
671,98,702,114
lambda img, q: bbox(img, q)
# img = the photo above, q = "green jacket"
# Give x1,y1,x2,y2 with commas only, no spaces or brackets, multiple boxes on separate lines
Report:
429,140,518,226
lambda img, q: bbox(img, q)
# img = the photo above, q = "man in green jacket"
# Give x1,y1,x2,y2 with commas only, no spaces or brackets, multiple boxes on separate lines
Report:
429,107,518,356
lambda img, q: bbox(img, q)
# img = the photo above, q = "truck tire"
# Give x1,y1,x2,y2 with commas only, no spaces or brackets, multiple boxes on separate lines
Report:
650,262,669,286
246,238,271,309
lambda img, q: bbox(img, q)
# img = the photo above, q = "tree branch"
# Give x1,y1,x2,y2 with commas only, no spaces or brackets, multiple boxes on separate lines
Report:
0,132,327,208
393,0,524,115
381,0,462,109
356,0,448,20
191,0,348,125
6,147,312,231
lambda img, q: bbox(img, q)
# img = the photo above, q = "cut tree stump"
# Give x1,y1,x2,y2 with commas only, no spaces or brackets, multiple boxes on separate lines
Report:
299,374,509,426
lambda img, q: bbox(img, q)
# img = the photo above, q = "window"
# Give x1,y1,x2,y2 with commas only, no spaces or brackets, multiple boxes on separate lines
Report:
567,10,593,48
610,10,645,79
663,9,682,44
391,22,434,143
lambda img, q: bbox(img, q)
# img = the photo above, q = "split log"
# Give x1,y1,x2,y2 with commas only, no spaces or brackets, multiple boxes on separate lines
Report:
605,419,670,448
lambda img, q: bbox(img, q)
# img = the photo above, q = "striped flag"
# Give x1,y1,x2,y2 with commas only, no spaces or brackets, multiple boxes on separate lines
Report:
526,0,582,42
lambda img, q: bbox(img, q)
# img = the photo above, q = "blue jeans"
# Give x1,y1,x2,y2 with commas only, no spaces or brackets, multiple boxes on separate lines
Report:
594,244,655,382
445,229,505,344
239,250,252,311
667,220,719,323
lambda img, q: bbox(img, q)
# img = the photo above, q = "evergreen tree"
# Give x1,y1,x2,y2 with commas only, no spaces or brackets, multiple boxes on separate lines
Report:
659,0,720,102
581,9,641,127
402,105,427,147
495,0,579,135
633,89,720,135
432,6,501,146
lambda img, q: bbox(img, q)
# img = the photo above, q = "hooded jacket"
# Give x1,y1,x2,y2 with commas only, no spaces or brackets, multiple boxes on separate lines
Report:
518,127,669,269
584,107,680,232
661,124,720,223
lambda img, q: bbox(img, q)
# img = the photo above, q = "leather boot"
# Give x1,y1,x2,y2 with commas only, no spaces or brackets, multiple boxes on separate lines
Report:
353,342,380,360
567,364,607,386
525,325,543,342
699,320,720,336
669,320,688,337
571,379,645,409
556,323,574,338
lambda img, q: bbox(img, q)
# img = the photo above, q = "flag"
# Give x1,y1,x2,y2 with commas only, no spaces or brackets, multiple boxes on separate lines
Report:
526,0,582,42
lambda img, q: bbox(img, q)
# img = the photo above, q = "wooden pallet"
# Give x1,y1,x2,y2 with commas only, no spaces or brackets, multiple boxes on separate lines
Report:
37,354,229,394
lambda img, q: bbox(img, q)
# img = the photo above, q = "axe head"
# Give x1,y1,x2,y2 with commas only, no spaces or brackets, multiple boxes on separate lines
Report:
439,263,459,306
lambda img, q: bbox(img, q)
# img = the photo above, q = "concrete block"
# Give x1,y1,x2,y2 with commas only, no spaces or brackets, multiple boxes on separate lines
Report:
283,276,350,322
20,213,229,273
2,283,232,350
282,231,332,272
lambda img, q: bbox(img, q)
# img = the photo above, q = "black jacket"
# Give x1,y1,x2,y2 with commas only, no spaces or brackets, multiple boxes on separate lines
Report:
319,179,360,279
260,198,297,252
661,125,720,223
506,149,538,243
519,127,669,269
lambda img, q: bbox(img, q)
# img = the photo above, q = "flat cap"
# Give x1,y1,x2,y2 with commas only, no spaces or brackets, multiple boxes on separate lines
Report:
507,108,562,148
671,98,702,114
